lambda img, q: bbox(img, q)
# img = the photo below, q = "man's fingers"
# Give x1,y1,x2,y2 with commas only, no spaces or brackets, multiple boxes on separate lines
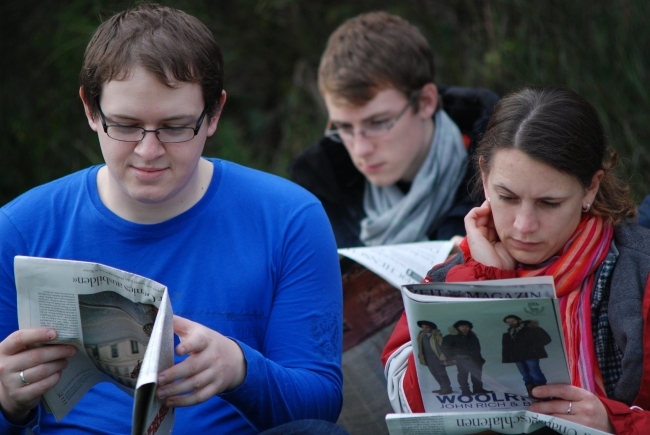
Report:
163,383,219,408
157,368,218,402
158,353,209,387
172,315,210,355
20,345,76,371
172,315,194,339
1,329,57,355
18,358,69,388
9,370,65,410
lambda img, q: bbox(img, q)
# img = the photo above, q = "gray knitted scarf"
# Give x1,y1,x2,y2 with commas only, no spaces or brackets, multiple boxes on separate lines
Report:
360,110,467,246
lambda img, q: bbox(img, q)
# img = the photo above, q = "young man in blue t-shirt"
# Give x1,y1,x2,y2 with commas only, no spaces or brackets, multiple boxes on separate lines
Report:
0,4,344,434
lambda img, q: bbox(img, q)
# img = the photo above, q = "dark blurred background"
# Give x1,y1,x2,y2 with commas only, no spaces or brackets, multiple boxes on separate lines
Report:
1,0,648,206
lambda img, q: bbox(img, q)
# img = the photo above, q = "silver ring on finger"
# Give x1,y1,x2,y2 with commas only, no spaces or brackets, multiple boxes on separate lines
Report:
19,370,29,385
566,401,572,414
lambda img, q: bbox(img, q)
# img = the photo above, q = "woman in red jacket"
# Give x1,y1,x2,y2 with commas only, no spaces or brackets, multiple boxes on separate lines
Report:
382,86,650,434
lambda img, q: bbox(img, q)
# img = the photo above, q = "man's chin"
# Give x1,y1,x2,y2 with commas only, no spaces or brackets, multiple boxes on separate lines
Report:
123,186,175,206
362,172,398,188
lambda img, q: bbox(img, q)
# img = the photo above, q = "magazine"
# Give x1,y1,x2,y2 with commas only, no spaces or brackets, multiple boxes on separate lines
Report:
386,276,604,435
338,241,453,351
15,256,175,435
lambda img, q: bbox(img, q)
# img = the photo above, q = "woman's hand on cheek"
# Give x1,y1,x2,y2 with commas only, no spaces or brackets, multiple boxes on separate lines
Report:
528,384,615,434
464,201,516,270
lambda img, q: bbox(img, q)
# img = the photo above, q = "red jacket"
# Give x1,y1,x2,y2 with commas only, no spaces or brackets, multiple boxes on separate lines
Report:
381,239,650,434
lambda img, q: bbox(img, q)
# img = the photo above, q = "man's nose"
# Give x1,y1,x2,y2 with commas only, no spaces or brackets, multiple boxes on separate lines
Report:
134,130,166,159
347,130,376,157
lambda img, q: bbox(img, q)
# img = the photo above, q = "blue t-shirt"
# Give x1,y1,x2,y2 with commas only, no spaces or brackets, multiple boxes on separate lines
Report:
0,158,343,434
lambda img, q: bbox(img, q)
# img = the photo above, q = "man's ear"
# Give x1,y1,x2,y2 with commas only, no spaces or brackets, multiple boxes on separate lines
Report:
206,90,227,137
416,83,438,119
79,87,99,132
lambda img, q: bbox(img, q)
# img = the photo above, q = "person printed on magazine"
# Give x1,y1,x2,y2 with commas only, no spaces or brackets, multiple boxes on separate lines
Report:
502,314,552,399
382,86,650,434
441,320,491,396
289,11,499,249
416,321,453,395
0,4,347,435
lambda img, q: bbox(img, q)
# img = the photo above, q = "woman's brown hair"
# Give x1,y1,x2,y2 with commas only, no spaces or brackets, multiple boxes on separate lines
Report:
475,86,636,225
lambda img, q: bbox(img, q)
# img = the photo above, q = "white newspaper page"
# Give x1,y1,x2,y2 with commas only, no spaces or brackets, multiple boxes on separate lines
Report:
132,289,175,435
15,256,172,427
338,241,454,288
386,411,613,435
401,280,569,414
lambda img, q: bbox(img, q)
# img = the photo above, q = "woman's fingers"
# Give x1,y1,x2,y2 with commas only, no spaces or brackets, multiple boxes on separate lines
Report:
528,385,615,433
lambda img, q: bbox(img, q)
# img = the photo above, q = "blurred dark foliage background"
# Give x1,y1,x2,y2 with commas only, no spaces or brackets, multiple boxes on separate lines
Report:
1,0,648,206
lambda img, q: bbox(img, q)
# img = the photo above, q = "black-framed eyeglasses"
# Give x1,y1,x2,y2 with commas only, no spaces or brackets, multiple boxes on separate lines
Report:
97,102,208,144
324,96,415,143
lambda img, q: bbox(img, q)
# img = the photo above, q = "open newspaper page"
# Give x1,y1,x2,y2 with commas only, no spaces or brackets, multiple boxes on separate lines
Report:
393,277,579,434
14,256,175,435
385,411,613,435
338,241,453,351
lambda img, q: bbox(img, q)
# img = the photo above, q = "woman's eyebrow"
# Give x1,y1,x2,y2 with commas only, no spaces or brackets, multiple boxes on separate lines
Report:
494,184,570,200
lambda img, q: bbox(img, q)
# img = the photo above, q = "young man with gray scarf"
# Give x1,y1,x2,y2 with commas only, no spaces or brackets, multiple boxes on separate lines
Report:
289,11,498,249
288,11,498,435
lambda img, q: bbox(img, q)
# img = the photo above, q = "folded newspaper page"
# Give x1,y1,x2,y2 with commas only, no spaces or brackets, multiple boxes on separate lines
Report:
338,241,454,289
396,277,579,434
338,241,453,351
15,256,175,435
385,411,613,435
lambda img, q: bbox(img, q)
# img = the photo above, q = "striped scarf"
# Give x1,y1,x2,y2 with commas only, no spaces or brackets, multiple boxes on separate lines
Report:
517,215,613,396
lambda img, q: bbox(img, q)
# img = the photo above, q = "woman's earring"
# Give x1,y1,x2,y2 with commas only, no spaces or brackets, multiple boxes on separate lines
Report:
582,203,591,213
487,197,491,203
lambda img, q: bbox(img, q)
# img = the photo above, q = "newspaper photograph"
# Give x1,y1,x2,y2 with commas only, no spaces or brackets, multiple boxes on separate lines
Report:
14,256,175,435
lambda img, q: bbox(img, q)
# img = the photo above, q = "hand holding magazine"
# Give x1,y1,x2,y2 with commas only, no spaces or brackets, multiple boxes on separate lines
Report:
15,256,175,435
386,276,612,435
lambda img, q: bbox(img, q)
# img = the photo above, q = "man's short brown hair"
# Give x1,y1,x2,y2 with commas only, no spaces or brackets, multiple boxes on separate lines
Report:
80,3,224,119
318,11,435,107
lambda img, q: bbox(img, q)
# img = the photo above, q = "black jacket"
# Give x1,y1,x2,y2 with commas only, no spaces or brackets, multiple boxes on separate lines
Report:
441,328,485,364
501,320,552,363
288,86,499,248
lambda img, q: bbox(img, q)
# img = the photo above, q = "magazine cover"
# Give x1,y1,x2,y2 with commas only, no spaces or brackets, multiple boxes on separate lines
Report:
402,283,570,414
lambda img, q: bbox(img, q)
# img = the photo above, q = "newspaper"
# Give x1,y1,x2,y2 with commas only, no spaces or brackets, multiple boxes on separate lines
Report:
385,411,612,435
338,241,454,288
338,241,453,351
15,256,175,435
390,276,597,435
